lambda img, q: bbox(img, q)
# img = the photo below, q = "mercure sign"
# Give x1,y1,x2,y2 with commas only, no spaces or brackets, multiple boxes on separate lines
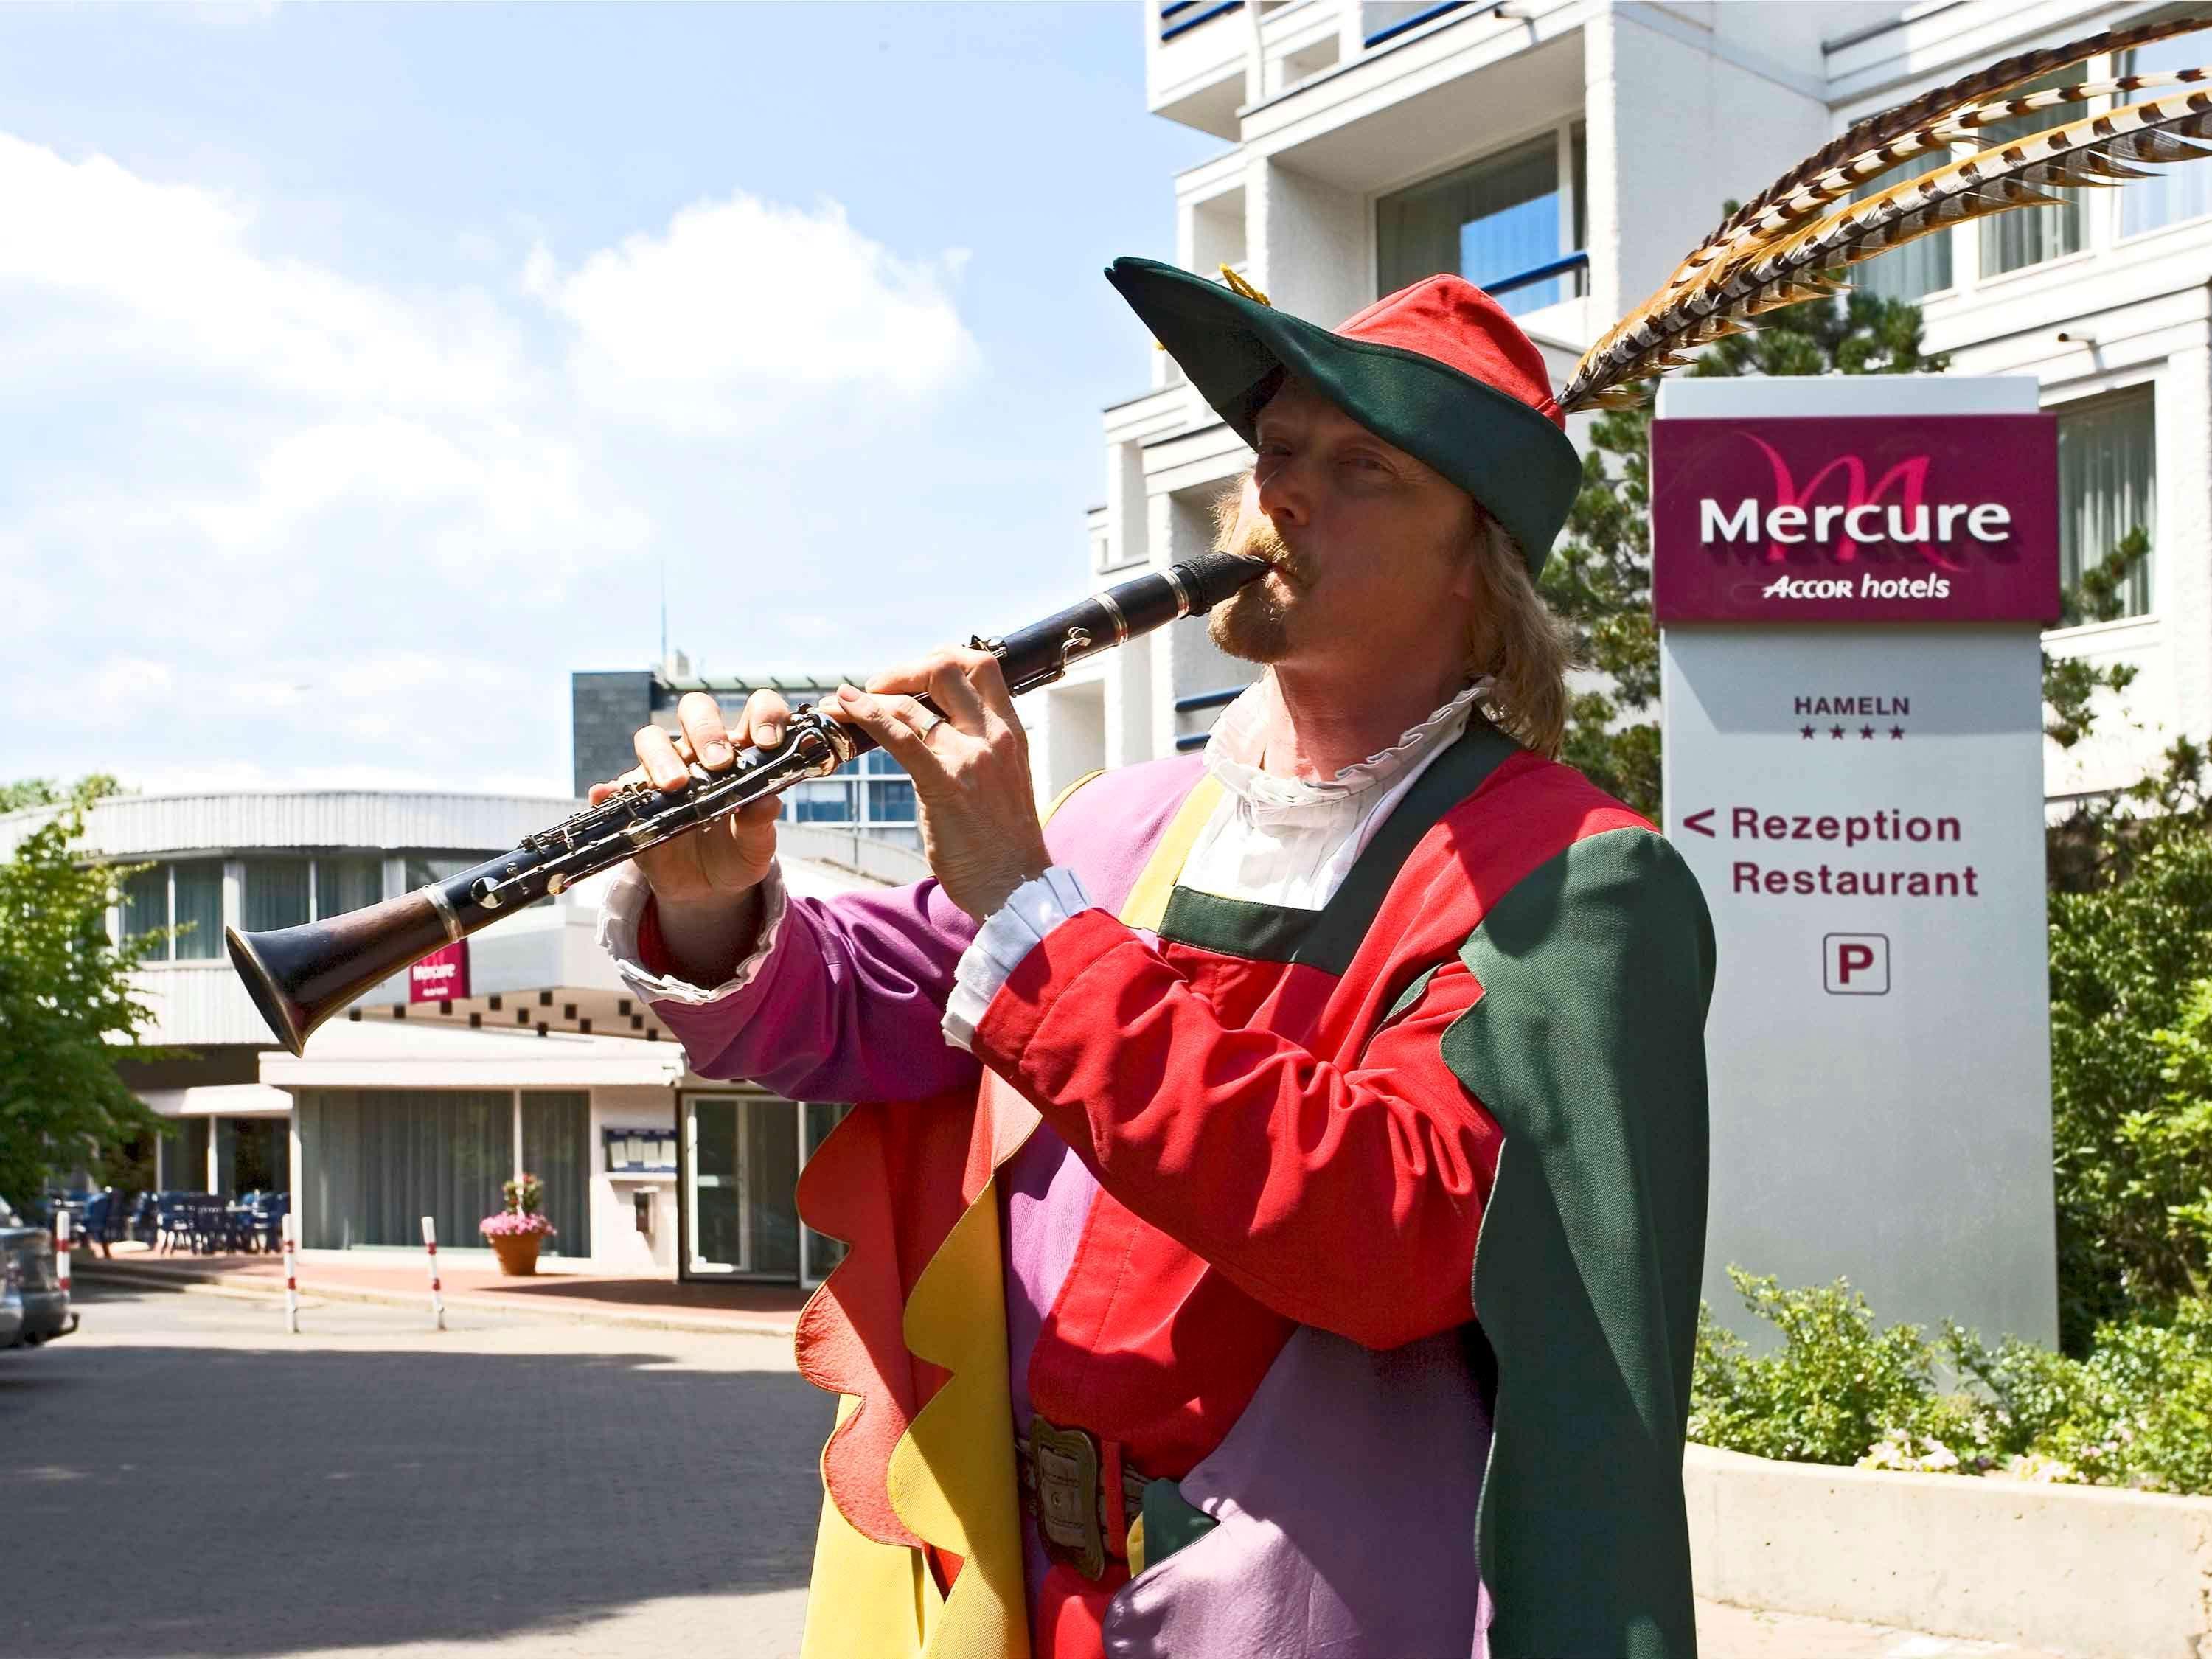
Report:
1653,378,2059,1353
1651,414,2059,624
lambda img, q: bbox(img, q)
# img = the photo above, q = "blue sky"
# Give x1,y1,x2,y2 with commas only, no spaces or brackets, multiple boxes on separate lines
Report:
0,3,1220,796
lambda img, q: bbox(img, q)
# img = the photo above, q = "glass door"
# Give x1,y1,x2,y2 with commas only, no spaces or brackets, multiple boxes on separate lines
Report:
684,1093,748,1274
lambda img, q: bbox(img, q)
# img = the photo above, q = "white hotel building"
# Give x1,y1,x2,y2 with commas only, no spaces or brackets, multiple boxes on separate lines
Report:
1024,0,2209,803
6,788,926,1286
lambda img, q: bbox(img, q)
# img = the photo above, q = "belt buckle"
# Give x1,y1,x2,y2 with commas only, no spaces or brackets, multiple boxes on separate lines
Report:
1026,1414,1107,1581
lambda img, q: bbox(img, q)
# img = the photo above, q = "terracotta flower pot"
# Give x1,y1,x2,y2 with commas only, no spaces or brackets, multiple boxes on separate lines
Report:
488,1231,544,1276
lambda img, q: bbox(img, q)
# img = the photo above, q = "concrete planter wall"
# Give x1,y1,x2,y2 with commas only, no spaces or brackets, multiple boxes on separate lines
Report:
1686,1444,2212,1659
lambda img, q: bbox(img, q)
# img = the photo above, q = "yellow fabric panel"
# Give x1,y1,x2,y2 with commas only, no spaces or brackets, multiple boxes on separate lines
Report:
889,1176,1032,1658
1126,1513,1147,1578
1119,776,1222,935
799,1395,941,1659
1042,769,1105,825
801,761,1215,1656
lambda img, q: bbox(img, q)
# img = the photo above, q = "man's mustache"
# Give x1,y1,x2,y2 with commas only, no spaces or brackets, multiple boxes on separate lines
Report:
1231,519,1310,588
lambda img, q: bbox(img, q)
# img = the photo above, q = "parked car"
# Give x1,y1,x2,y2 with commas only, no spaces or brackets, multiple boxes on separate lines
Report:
0,1260,23,1350
0,1197,74,1346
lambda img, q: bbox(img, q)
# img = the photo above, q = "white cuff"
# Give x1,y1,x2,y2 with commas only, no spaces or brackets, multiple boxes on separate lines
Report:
594,860,789,1008
942,866,1097,1052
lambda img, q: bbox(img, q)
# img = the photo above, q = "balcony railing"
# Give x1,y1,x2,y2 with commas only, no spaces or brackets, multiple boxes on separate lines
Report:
1363,0,1468,49
1484,248,1589,302
1175,684,1245,751
1161,0,1242,43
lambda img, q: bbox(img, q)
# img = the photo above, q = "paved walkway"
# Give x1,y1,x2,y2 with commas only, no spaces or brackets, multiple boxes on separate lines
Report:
76,1241,808,1335
7,1283,821,1658
25,1280,2073,1658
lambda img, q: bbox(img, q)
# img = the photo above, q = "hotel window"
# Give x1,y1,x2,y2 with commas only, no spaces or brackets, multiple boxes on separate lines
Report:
1980,69,2084,277
242,858,310,933
863,748,917,823
315,856,383,917
120,860,224,959
2056,386,2156,619
1377,125,1587,317
120,865,168,954
2120,22,2212,238
1851,150,1954,302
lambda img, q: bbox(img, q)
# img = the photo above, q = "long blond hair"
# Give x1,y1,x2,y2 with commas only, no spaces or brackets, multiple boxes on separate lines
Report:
1465,505,1572,759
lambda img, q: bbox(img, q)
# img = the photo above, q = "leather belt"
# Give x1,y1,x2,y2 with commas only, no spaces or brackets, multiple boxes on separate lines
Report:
1016,1416,1151,1582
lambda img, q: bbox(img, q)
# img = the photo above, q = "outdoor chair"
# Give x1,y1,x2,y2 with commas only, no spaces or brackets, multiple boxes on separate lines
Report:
98,1189,133,1252
192,1195,226,1254
153,1192,196,1254
129,1192,156,1244
251,1193,288,1253
78,1192,113,1259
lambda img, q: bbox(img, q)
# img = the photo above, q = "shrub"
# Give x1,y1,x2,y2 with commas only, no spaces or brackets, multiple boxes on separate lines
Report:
1691,1270,2212,1496
2048,834,2212,1348
1688,1270,1972,1467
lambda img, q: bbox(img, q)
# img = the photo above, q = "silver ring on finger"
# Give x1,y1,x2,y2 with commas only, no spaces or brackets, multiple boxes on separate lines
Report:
913,707,947,739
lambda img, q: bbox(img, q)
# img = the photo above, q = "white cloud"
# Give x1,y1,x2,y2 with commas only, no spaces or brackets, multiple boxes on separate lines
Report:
0,133,526,414
527,191,978,431
0,131,980,793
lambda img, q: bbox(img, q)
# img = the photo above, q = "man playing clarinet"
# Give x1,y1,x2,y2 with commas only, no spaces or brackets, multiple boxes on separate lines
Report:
596,257,1715,1658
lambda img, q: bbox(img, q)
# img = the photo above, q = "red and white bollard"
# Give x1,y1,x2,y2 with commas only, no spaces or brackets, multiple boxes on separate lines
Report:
421,1215,445,1331
281,1213,299,1335
53,1209,71,1296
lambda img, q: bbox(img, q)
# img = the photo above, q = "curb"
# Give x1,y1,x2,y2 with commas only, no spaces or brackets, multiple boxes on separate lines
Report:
75,1262,801,1340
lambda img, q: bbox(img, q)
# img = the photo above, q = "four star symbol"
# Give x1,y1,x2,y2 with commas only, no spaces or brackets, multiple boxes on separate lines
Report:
1793,719,1910,742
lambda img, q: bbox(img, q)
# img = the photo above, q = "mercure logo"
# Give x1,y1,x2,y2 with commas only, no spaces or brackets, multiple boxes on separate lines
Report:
1698,436,2011,572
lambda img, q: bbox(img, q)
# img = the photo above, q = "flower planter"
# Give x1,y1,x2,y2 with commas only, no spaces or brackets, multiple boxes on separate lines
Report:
487,1231,543,1276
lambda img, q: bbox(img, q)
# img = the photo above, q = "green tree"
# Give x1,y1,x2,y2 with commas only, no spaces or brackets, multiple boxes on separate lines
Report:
1540,292,1950,818
0,775,167,1207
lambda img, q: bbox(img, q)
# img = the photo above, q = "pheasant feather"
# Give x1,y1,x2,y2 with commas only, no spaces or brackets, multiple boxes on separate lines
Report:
1565,15,2212,415
1695,14,2208,274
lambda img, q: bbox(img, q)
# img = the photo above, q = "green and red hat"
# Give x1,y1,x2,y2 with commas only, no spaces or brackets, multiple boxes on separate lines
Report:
1105,256,1581,578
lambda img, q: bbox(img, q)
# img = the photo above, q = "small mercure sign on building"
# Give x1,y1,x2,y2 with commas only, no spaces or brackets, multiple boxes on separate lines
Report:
1653,376,2059,1349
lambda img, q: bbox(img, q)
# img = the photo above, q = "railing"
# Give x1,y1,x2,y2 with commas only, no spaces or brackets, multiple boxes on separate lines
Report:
1173,684,1247,752
1175,687,1245,714
1484,248,1589,301
1363,0,1467,49
778,823,933,886
1161,0,1242,43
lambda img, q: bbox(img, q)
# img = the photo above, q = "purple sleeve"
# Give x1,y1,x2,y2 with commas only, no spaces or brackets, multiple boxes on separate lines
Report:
648,754,1205,1105
652,878,983,1104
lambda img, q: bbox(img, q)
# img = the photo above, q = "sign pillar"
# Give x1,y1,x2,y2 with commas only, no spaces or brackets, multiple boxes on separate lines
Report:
1654,376,2059,1347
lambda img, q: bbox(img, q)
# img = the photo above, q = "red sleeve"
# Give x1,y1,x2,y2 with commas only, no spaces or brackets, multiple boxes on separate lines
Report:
636,895,673,978
970,908,1501,1352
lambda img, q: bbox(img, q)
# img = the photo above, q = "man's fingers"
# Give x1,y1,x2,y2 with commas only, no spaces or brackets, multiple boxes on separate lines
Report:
869,650,990,735
632,724,691,793
742,688,791,750
677,692,734,770
834,686,945,780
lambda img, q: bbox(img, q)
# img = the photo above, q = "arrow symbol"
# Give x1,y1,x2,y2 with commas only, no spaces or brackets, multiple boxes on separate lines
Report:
1683,807,1715,838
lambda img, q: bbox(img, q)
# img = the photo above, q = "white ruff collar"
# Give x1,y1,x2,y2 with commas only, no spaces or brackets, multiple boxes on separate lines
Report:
1203,676,1487,818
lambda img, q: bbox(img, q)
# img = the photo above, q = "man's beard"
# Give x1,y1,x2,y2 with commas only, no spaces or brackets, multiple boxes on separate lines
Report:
1208,515,1304,664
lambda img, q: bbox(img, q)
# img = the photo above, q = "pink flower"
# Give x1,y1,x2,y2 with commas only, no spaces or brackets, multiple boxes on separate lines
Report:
479,1211,557,1239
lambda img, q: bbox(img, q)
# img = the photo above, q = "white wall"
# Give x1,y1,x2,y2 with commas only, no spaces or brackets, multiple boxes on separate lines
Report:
588,1085,677,1274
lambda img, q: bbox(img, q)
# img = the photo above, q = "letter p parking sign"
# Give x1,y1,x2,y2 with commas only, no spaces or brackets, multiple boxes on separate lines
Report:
1823,933,1890,995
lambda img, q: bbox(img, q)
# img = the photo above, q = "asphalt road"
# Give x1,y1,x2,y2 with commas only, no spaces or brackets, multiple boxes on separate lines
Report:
3,1282,827,1659
5,1282,2059,1659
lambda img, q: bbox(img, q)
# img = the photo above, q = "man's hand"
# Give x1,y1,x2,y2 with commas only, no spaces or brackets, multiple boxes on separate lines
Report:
834,647,1051,924
589,688,790,984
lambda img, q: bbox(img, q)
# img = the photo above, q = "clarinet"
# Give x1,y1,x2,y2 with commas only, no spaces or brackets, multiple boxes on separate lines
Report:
226,551,1270,1054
